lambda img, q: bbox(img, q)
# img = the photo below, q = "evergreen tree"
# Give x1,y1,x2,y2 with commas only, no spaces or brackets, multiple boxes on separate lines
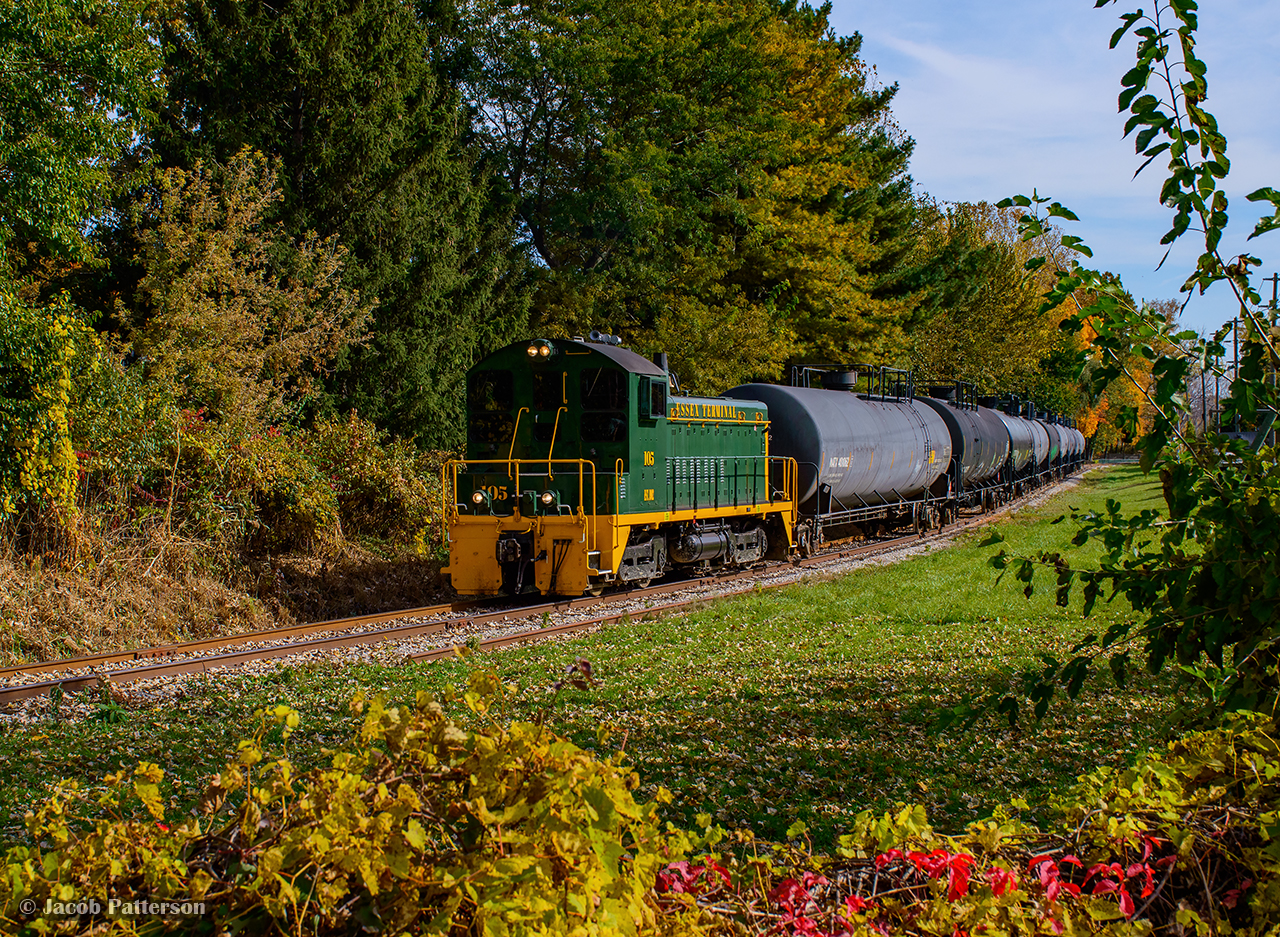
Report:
152,0,527,447
462,0,921,391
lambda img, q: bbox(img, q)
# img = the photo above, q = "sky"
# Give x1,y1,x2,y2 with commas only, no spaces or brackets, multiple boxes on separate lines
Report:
824,0,1280,336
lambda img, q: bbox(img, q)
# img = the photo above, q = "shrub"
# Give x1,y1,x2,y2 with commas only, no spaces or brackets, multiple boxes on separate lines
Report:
0,672,702,935
0,289,87,524
176,414,342,555
68,338,178,485
657,712,1280,936
304,412,446,550
5,678,1279,936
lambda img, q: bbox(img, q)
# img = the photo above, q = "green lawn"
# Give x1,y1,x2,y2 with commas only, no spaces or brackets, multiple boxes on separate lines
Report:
0,466,1177,848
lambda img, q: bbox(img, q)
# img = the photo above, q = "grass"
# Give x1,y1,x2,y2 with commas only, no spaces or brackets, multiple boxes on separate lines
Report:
0,466,1178,849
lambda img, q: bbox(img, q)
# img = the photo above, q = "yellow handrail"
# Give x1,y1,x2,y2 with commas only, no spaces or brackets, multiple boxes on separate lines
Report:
547,406,567,478
441,461,452,542
506,408,528,480
614,458,625,539
444,459,599,544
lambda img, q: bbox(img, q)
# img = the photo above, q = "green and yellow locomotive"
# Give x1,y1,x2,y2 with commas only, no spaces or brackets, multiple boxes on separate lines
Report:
442,335,799,596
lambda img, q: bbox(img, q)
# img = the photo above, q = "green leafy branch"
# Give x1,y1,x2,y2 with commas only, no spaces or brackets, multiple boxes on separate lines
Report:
974,0,1280,723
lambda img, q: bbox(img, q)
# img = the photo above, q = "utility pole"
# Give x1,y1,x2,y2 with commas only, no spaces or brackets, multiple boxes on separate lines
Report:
1201,333,1207,434
1234,314,1240,433
1269,273,1279,446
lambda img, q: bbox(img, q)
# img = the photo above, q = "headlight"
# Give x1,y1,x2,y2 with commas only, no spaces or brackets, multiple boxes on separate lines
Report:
538,344,551,357
471,490,486,505
539,491,555,505
526,344,539,357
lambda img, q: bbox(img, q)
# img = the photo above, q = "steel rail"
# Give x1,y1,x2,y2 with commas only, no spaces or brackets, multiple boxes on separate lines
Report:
0,473,1075,707
406,511,1016,663
0,601,466,679
0,571,755,703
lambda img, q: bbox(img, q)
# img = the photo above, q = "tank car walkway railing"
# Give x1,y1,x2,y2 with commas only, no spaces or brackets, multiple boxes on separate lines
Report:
813,495,930,531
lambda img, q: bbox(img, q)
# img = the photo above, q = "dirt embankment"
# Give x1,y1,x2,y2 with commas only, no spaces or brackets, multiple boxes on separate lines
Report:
0,537,447,666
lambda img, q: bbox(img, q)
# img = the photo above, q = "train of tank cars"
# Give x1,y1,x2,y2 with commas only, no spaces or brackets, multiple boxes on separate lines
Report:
443,331,1087,598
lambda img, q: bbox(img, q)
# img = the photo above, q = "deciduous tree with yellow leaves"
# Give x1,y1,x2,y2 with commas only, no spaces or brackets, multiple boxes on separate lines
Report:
130,148,373,432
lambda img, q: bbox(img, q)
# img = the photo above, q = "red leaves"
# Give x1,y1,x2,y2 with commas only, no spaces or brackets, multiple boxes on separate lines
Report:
1030,854,1082,904
1223,878,1253,909
655,859,730,896
842,894,875,915
986,865,1019,897
875,848,977,901
767,871,830,936
1029,843,1167,922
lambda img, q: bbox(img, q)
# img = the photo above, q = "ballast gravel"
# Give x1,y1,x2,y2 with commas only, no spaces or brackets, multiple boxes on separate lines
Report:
0,471,1092,727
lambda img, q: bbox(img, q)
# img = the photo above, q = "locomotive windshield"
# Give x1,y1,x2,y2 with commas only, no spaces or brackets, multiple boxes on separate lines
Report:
580,368,628,442
468,370,512,411
467,369,513,444
580,368,627,409
533,372,563,412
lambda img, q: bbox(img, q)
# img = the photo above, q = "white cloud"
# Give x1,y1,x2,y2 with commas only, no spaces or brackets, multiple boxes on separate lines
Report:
825,0,1280,333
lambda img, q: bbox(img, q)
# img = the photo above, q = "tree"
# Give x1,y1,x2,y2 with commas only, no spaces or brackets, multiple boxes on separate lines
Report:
0,0,160,260
969,0,1280,724
906,201,1082,397
462,0,920,392
131,149,372,431
151,0,526,447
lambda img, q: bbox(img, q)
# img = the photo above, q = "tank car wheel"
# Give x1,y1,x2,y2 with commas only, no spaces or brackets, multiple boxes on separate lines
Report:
795,522,814,559
914,505,929,536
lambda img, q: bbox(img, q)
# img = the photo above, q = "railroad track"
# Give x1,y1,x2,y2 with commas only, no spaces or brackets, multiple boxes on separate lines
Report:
0,478,1080,709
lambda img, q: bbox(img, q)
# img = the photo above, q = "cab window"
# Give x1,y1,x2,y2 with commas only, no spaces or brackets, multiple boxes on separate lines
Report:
580,368,627,410
470,413,513,443
581,412,627,442
649,380,666,418
533,372,563,411
467,370,512,412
